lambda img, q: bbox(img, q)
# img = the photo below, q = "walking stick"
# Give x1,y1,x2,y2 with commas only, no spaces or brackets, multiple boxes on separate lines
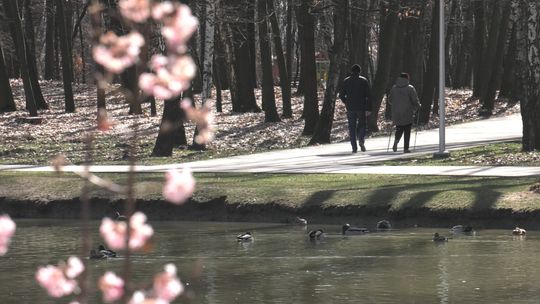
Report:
387,128,393,152
413,111,420,152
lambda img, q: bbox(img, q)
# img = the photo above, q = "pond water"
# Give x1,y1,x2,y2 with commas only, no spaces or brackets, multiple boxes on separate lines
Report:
0,220,538,304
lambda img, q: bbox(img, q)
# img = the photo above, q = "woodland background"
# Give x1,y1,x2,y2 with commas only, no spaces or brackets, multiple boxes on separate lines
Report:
0,0,538,164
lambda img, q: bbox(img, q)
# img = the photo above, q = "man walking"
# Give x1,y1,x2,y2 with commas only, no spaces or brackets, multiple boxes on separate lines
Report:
389,73,421,153
339,64,371,153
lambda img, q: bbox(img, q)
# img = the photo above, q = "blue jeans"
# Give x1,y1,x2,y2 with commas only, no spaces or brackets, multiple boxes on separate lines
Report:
347,111,366,151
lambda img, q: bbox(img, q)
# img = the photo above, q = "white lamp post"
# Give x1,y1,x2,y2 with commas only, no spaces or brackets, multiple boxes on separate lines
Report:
434,0,450,158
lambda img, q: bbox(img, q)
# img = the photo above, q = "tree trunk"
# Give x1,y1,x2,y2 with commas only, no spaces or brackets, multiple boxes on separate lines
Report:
23,0,37,73
444,0,458,86
193,0,218,150
71,0,91,43
517,0,540,151
214,21,230,90
402,3,427,95
477,0,504,114
367,1,399,131
267,0,292,118
152,98,182,156
419,1,439,124
349,0,369,74
229,1,260,112
24,0,48,110
247,3,258,89
76,1,86,83
472,0,486,97
56,0,75,113
309,0,347,145
479,0,512,115
258,0,280,122
223,24,240,109
213,57,223,112
296,0,319,135
499,26,517,100
0,43,16,112
453,0,473,88
54,15,61,79
3,0,38,116
294,20,303,92
201,0,216,105
89,0,106,111
286,0,293,83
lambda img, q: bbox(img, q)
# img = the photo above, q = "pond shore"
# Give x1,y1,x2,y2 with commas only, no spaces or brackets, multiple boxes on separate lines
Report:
2,172,540,229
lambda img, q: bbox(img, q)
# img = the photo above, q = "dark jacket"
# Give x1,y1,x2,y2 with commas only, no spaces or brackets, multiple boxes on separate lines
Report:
338,73,372,112
389,77,421,126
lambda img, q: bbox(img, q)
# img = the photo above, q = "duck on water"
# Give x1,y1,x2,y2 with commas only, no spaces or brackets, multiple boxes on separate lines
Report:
90,245,117,259
433,233,448,243
308,229,325,241
342,224,369,235
451,225,475,235
237,232,254,242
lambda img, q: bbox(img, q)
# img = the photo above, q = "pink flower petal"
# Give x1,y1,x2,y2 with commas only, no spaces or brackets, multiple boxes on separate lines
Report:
0,215,15,256
99,271,125,303
153,264,184,301
163,168,196,205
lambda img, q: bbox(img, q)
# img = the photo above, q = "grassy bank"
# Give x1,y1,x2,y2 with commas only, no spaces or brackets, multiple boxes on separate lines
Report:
1,172,540,227
367,141,540,166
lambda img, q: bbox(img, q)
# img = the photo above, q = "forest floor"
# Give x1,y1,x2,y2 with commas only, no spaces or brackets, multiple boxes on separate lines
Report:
1,80,520,166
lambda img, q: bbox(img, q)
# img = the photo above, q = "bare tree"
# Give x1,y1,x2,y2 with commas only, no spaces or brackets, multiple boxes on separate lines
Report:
56,0,75,113
516,0,540,151
367,1,400,131
258,0,280,122
0,43,16,112
296,0,319,135
267,0,292,118
309,0,348,144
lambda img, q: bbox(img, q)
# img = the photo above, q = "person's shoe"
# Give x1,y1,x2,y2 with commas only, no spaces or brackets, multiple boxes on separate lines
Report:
404,149,411,153
392,144,397,152
352,149,358,154
360,143,366,152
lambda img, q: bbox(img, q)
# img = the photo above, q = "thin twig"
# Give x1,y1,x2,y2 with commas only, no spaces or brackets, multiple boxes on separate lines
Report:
78,134,93,304
122,122,138,303
72,169,128,195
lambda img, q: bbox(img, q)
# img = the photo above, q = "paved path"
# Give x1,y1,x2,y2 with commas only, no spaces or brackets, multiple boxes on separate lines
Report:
2,114,539,177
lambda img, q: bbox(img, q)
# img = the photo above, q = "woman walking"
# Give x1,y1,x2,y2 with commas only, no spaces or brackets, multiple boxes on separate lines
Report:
389,73,420,153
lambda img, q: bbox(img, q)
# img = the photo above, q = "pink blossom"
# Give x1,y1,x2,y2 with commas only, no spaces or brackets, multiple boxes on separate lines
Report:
129,212,154,249
139,55,196,100
0,215,16,256
163,167,196,205
180,99,214,144
153,264,184,302
119,0,150,23
65,256,84,279
35,261,80,298
128,291,168,304
99,271,125,303
153,3,198,53
100,211,154,250
100,217,127,250
93,31,144,74
151,1,174,20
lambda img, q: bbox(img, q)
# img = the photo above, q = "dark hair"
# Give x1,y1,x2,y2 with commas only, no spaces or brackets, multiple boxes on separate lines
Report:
351,64,361,74
400,73,410,79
